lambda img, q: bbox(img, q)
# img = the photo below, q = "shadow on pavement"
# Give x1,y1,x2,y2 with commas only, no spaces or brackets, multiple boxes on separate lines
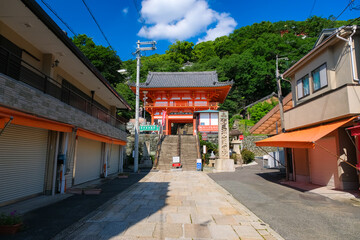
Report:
61,181,169,239
0,171,151,240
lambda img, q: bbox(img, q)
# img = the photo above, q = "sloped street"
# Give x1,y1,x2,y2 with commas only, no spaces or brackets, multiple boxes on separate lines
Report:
209,161,360,240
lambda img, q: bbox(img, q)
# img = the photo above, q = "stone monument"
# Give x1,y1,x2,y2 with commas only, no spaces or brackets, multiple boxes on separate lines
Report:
139,141,152,168
214,111,235,172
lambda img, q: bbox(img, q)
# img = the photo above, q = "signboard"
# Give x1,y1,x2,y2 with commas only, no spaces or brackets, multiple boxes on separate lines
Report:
239,135,244,140
201,132,208,140
140,125,160,132
199,125,218,132
196,159,202,171
172,156,180,163
203,145,206,154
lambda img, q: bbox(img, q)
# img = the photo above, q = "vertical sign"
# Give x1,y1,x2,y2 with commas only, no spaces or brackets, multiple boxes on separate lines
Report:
218,111,230,159
162,111,166,126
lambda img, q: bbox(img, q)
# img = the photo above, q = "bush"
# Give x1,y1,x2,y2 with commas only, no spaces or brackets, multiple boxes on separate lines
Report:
241,149,255,164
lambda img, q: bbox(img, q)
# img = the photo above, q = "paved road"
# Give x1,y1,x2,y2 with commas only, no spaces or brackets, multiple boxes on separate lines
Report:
55,171,283,240
209,161,360,240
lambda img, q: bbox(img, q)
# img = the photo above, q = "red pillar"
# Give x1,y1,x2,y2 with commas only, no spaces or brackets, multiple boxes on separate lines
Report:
193,118,196,135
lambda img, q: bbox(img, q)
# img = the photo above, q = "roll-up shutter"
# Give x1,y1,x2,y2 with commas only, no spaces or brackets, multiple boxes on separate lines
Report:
0,125,48,206
108,145,119,175
74,137,102,185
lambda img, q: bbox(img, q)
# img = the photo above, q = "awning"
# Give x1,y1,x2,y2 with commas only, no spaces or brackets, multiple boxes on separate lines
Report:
256,117,355,148
0,107,73,132
347,125,360,136
77,129,126,145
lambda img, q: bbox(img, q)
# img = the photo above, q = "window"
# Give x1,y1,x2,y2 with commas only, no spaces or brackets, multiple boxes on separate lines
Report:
312,64,327,91
296,75,309,99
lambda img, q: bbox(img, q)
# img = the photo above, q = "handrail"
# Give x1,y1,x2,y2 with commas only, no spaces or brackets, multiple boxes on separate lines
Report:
195,133,201,159
178,134,181,164
0,46,126,131
153,125,164,169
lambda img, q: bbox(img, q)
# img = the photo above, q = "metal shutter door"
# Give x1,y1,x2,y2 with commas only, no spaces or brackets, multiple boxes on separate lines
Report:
74,137,102,185
108,145,119,175
0,125,48,205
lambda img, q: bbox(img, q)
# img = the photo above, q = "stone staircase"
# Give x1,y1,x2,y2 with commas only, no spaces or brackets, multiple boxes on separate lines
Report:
156,135,199,171
157,135,179,170
180,135,198,171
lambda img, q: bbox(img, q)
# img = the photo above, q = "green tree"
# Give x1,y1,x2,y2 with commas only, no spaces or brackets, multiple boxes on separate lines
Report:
248,99,278,123
165,40,194,64
72,34,123,86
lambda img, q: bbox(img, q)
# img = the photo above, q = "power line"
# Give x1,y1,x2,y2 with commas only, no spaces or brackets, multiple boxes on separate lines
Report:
334,0,354,21
308,0,317,18
132,0,149,38
40,0,77,36
81,0,115,51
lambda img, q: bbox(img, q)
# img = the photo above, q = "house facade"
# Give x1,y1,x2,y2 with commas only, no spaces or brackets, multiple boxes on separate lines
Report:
0,0,130,206
257,26,360,190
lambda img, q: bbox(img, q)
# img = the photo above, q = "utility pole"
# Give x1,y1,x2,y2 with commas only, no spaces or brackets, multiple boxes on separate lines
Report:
134,40,156,173
276,55,288,133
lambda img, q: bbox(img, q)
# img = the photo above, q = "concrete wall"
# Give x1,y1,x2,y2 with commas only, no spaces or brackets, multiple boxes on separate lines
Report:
337,127,359,189
309,136,340,189
284,85,360,130
0,74,127,141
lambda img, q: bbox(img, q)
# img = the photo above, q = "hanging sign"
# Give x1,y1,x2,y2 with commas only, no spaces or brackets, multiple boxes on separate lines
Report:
162,111,166,126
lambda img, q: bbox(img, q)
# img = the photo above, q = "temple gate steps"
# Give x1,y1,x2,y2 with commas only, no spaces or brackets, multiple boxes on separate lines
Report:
156,135,198,171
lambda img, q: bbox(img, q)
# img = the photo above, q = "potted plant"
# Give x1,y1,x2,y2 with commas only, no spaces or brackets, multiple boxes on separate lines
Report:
0,210,23,234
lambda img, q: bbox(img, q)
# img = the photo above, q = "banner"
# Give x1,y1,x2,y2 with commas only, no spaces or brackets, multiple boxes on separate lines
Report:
162,111,166,126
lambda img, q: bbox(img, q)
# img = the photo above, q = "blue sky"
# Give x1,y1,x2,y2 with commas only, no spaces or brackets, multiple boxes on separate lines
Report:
36,0,360,61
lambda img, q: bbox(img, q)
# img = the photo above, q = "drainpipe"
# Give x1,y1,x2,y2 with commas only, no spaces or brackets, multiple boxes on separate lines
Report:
336,26,359,83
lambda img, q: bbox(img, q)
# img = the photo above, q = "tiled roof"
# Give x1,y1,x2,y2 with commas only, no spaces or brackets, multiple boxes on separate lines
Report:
129,71,233,88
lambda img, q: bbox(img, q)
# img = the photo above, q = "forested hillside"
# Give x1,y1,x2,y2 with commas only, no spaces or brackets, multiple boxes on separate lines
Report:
73,16,359,119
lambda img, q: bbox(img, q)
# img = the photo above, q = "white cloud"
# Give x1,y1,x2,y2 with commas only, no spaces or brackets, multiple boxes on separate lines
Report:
197,12,237,43
137,0,236,42
122,7,129,15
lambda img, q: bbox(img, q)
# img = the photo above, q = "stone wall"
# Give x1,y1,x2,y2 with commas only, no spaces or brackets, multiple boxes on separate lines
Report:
242,135,279,157
126,134,160,157
0,74,127,141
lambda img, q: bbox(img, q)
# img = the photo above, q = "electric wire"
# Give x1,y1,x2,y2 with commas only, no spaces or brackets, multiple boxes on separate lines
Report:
40,0,77,36
308,0,317,18
81,0,115,51
132,0,149,38
334,0,354,21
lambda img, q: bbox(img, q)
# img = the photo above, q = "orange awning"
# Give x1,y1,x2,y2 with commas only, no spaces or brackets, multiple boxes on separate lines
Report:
0,107,73,132
77,129,126,145
256,117,355,149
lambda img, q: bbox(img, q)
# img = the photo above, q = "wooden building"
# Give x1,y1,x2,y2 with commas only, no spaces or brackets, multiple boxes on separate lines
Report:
129,72,233,135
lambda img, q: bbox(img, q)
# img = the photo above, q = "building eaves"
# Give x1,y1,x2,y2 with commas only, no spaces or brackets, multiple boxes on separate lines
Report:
21,0,131,110
283,26,357,78
129,71,233,88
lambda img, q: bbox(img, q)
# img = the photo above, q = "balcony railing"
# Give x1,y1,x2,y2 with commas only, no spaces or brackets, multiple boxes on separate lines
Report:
0,46,126,131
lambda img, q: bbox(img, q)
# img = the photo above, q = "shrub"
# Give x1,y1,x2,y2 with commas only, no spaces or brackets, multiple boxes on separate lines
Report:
241,149,255,164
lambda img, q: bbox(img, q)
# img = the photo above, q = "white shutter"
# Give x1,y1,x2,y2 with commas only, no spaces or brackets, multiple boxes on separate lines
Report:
108,145,120,175
74,137,102,185
210,113,218,125
0,125,48,205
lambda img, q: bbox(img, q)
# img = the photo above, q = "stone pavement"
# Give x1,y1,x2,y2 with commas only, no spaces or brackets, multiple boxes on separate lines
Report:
55,171,284,240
